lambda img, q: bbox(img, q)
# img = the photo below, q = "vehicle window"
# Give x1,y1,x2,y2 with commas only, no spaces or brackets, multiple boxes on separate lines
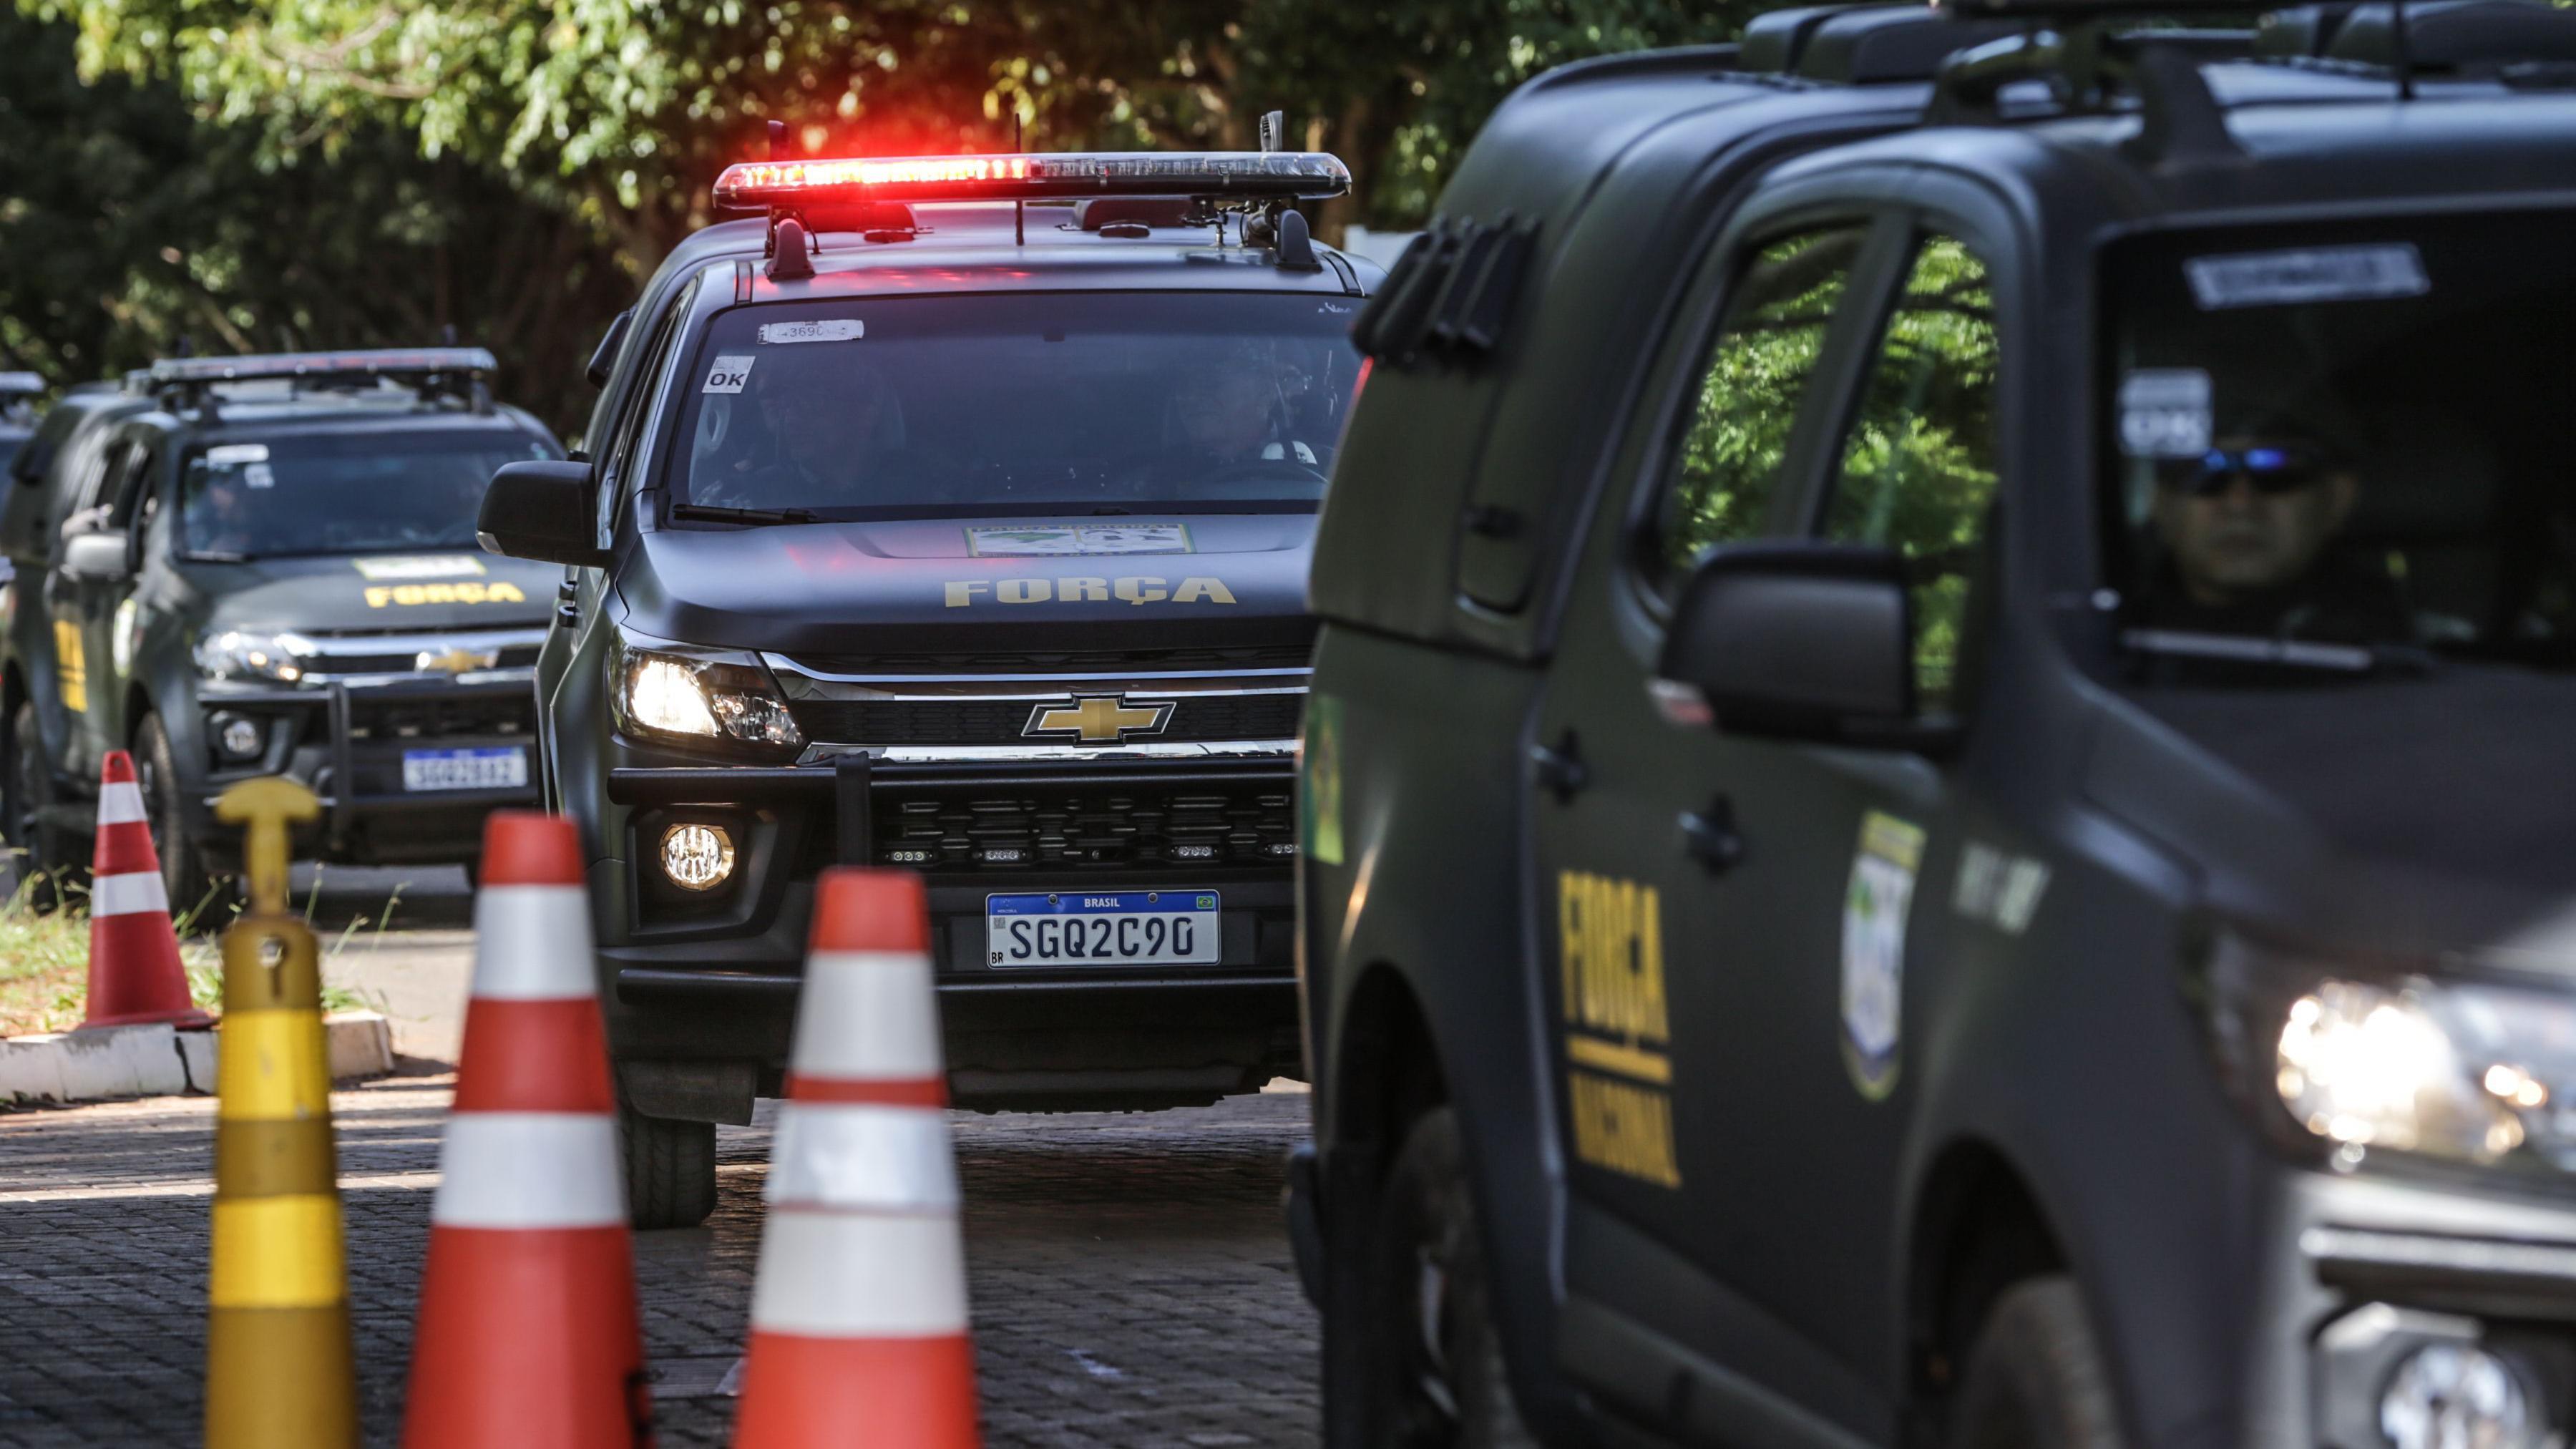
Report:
179,429,558,561
1653,224,1871,587
667,292,1365,517
605,278,701,535
107,445,156,528
2104,210,2576,675
1820,234,2001,713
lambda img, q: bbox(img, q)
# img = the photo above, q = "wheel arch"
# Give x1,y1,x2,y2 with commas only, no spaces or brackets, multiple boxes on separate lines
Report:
1905,1135,2069,1429
1326,960,1449,1177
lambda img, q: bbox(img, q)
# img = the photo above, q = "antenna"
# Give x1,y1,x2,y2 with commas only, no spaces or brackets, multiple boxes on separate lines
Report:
768,119,789,162
1013,112,1025,248
2391,0,2416,99
1259,110,1286,152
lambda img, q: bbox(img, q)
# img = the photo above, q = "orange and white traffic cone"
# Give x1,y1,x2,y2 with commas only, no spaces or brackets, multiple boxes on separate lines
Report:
79,750,211,1030
401,811,650,1449
731,869,979,1449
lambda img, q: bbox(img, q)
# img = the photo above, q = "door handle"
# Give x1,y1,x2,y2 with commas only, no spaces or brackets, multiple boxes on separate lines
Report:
1530,729,1587,804
1679,795,1745,874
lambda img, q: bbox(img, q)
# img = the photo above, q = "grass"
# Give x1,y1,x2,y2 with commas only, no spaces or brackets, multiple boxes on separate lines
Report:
0,867,389,1038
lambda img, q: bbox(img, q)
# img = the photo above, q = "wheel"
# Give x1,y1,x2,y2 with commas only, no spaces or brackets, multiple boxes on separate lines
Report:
1950,1277,2127,1449
1330,1107,1538,1449
620,1100,717,1229
7,701,83,909
133,713,225,924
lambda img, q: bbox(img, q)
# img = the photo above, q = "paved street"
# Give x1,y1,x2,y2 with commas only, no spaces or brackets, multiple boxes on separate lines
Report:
0,1079,1319,1447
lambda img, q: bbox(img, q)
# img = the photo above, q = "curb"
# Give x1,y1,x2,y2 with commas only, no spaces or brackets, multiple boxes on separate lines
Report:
0,1010,396,1106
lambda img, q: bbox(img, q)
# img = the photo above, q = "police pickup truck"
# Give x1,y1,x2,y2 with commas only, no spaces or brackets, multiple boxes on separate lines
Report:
1,350,560,907
1294,3,2576,1445
477,139,1376,1225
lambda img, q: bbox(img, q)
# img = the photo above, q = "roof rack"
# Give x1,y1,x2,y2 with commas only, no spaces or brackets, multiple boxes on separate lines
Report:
143,346,498,419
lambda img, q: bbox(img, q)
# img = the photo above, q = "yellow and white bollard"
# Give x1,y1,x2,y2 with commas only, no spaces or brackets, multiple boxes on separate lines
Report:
203,778,356,1449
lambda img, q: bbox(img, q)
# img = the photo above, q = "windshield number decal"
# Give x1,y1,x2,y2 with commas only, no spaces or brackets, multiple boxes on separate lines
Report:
353,555,486,582
2186,243,2430,310
758,320,864,345
702,355,756,394
2117,369,2212,459
943,575,1236,608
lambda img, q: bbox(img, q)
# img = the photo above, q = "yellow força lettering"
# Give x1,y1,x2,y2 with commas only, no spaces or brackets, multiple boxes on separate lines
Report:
1060,576,1108,602
424,584,459,603
393,585,425,605
1172,577,1237,605
1114,576,1169,605
489,582,525,603
998,578,1052,604
1557,872,1670,1046
366,587,392,608
945,581,989,608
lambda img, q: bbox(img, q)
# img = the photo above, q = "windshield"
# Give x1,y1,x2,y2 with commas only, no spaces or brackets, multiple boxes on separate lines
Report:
181,428,556,560
2102,210,2576,678
670,292,1363,518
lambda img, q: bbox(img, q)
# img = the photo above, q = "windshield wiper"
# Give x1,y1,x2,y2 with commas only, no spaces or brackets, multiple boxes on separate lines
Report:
184,549,256,563
2119,628,2438,676
670,503,821,527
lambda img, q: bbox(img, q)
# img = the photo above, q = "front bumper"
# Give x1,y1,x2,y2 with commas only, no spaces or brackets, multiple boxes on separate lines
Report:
597,754,1305,1108
190,674,540,867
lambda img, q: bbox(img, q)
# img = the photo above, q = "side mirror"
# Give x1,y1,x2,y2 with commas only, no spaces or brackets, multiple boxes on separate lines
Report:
61,529,132,580
478,459,608,568
1653,542,1921,746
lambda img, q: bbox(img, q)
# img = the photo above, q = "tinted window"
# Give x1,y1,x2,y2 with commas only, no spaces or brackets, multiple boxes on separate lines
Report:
1822,235,2001,711
1654,225,1869,585
181,429,557,560
668,293,1364,518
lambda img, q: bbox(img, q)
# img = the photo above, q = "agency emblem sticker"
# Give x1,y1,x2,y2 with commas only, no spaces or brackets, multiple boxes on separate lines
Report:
1841,811,1926,1101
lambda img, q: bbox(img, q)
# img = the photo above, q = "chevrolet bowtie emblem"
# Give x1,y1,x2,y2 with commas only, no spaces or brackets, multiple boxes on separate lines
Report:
416,645,500,675
1024,696,1176,744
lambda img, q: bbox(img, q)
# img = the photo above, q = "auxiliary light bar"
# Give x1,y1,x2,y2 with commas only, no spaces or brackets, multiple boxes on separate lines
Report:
0,371,42,397
147,348,498,386
712,151,1351,211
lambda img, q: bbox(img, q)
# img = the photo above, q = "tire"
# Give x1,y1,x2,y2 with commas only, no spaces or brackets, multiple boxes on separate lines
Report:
7,701,82,910
620,1101,718,1229
1950,1277,2127,1449
133,713,225,925
1332,1107,1538,1449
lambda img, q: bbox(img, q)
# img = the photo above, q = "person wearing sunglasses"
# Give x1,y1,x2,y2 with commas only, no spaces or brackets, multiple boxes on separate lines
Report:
2142,426,2410,643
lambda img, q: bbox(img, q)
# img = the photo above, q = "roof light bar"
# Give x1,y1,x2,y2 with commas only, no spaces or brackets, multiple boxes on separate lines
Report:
147,348,498,386
0,371,42,397
713,151,1351,211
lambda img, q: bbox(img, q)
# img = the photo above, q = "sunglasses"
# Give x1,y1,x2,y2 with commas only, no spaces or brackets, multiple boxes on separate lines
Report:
2155,445,2334,497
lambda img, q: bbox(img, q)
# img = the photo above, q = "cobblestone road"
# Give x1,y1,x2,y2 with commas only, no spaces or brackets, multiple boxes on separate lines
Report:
0,1075,1320,1447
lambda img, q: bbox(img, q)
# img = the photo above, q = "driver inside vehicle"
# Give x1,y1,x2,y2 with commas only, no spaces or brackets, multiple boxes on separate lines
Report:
703,358,910,507
2140,412,2411,643
185,471,261,557
1168,346,1319,469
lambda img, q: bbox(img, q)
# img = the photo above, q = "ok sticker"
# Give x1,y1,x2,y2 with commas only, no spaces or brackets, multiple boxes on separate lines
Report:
2117,369,2212,459
702,355,756,394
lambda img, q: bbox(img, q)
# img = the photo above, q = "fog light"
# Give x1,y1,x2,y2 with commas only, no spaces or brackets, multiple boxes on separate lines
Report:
658,823,735,892
213,713,263,760
2381,1342,2534,1449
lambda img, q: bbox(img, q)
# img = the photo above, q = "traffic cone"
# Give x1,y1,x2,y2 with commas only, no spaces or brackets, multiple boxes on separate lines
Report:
401,811,651,1449
205,776,354,1449
80,749,211,1029
732,868,980,1449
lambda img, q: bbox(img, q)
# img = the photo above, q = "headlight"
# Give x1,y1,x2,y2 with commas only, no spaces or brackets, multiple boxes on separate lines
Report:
2198,929,2576,1176
195,630,317,684
610,630,803,756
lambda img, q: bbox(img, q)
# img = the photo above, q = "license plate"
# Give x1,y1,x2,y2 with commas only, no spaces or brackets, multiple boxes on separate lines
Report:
400,746,527,792
986,890,1221,967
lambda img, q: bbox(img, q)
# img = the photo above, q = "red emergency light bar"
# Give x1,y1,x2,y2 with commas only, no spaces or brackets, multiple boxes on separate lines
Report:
713,150,1351,211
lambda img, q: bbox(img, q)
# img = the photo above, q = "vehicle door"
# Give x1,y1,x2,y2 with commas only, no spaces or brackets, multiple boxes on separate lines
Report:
1530,213,2009,1438
49,428,155,781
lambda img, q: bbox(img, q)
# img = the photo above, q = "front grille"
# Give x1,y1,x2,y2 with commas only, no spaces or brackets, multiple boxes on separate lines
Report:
313,643,542,675
872,781,1296,871
347,694,535,742
781,642,1313,675
792,693,1304,747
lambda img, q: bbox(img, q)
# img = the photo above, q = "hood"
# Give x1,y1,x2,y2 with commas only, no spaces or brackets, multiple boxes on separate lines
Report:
187,551,559,635
2091,665,2576,965
617,513,1317,655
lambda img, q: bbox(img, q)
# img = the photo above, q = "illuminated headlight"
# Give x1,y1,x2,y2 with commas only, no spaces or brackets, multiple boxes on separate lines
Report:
610,631,802,756
658,823,735,892
2381,1342,2536,1449
2200,930,2576,1176
211,713,263,761
195,630,316,684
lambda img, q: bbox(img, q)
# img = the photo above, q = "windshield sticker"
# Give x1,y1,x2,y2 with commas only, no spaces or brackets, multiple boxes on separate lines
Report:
702,354,756,394
943,575,1236,608
758,319,864,345
204,444,270,467
1841,811,1924,1102
2185,243,2430,310
2117,369,2212,459
967,525,1194,557
1953,841,2051,936
353,555,486,582
242,462,276,489
365,581,527,609
1557,870,1681,1189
